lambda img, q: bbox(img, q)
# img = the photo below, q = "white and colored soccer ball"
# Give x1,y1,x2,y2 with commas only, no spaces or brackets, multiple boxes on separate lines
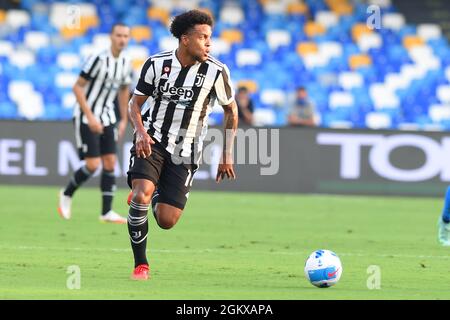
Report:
304,249,342,288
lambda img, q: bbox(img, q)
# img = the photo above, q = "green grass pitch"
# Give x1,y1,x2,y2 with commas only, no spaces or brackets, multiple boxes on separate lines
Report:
0,185,449,299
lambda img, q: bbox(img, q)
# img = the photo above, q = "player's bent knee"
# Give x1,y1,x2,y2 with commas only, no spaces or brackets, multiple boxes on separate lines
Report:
155,206,182,230
132,189,152,205
85,158,101,172
157,220,175,230
156,217,178,229
131,180,155,204
85,163,99,173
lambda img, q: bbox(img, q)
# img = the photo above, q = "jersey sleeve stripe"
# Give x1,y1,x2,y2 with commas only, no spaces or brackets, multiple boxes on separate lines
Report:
80,56,100,80
136,81,154,96
133,89,147,96
220,68,233,100
139,57,153,80
135,58,155,96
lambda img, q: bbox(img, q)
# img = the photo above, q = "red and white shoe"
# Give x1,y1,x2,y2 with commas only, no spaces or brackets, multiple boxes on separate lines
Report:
131,264,150,280
58,189,72,220
99,211,127,224
127,191,133,206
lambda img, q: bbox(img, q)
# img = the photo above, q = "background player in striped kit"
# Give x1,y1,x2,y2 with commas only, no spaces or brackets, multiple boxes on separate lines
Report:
126,10,238,280
58,23,133,224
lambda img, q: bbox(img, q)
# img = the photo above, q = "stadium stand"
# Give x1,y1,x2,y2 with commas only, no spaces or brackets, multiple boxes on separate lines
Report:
1,0,450,130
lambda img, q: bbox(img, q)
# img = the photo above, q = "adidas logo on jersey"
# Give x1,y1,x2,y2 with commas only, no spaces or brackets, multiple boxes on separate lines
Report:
159,82,194,100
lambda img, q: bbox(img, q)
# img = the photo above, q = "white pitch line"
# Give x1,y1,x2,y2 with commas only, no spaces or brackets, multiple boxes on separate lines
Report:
1,245,450,260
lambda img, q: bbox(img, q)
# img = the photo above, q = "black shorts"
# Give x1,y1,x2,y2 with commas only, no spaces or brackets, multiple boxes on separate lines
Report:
75,121,117,160
127,140,198,210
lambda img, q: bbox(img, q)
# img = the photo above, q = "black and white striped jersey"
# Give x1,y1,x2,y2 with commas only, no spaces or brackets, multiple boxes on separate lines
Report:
134,49,235,159
74,48,133,126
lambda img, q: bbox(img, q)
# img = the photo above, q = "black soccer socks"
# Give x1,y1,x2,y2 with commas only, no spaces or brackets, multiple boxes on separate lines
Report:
101,170,116,215
128,201,149,267
64,165,93,197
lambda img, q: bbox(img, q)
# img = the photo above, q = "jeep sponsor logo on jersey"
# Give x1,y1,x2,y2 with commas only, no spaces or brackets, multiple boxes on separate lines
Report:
159,82,194,100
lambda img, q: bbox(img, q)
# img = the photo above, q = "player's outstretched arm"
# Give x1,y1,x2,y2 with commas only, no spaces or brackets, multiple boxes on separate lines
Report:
216,100,238,183
128,94,155,158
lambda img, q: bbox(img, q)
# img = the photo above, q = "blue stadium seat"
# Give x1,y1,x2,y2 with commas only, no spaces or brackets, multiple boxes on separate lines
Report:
0,101,18,119
41,103,63,121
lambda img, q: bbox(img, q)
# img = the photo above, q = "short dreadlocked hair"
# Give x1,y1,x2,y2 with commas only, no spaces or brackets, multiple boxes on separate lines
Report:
170,10,213,40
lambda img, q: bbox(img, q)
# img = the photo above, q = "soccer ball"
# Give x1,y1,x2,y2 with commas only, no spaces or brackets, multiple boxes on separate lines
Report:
304,249,342,288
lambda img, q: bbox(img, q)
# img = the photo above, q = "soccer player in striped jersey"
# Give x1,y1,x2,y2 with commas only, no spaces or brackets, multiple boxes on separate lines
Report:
126,10,238,280
58,23,133,224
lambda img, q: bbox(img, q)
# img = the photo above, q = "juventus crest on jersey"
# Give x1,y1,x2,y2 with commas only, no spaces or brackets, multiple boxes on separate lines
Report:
74,48,133,126
134,49,235,159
